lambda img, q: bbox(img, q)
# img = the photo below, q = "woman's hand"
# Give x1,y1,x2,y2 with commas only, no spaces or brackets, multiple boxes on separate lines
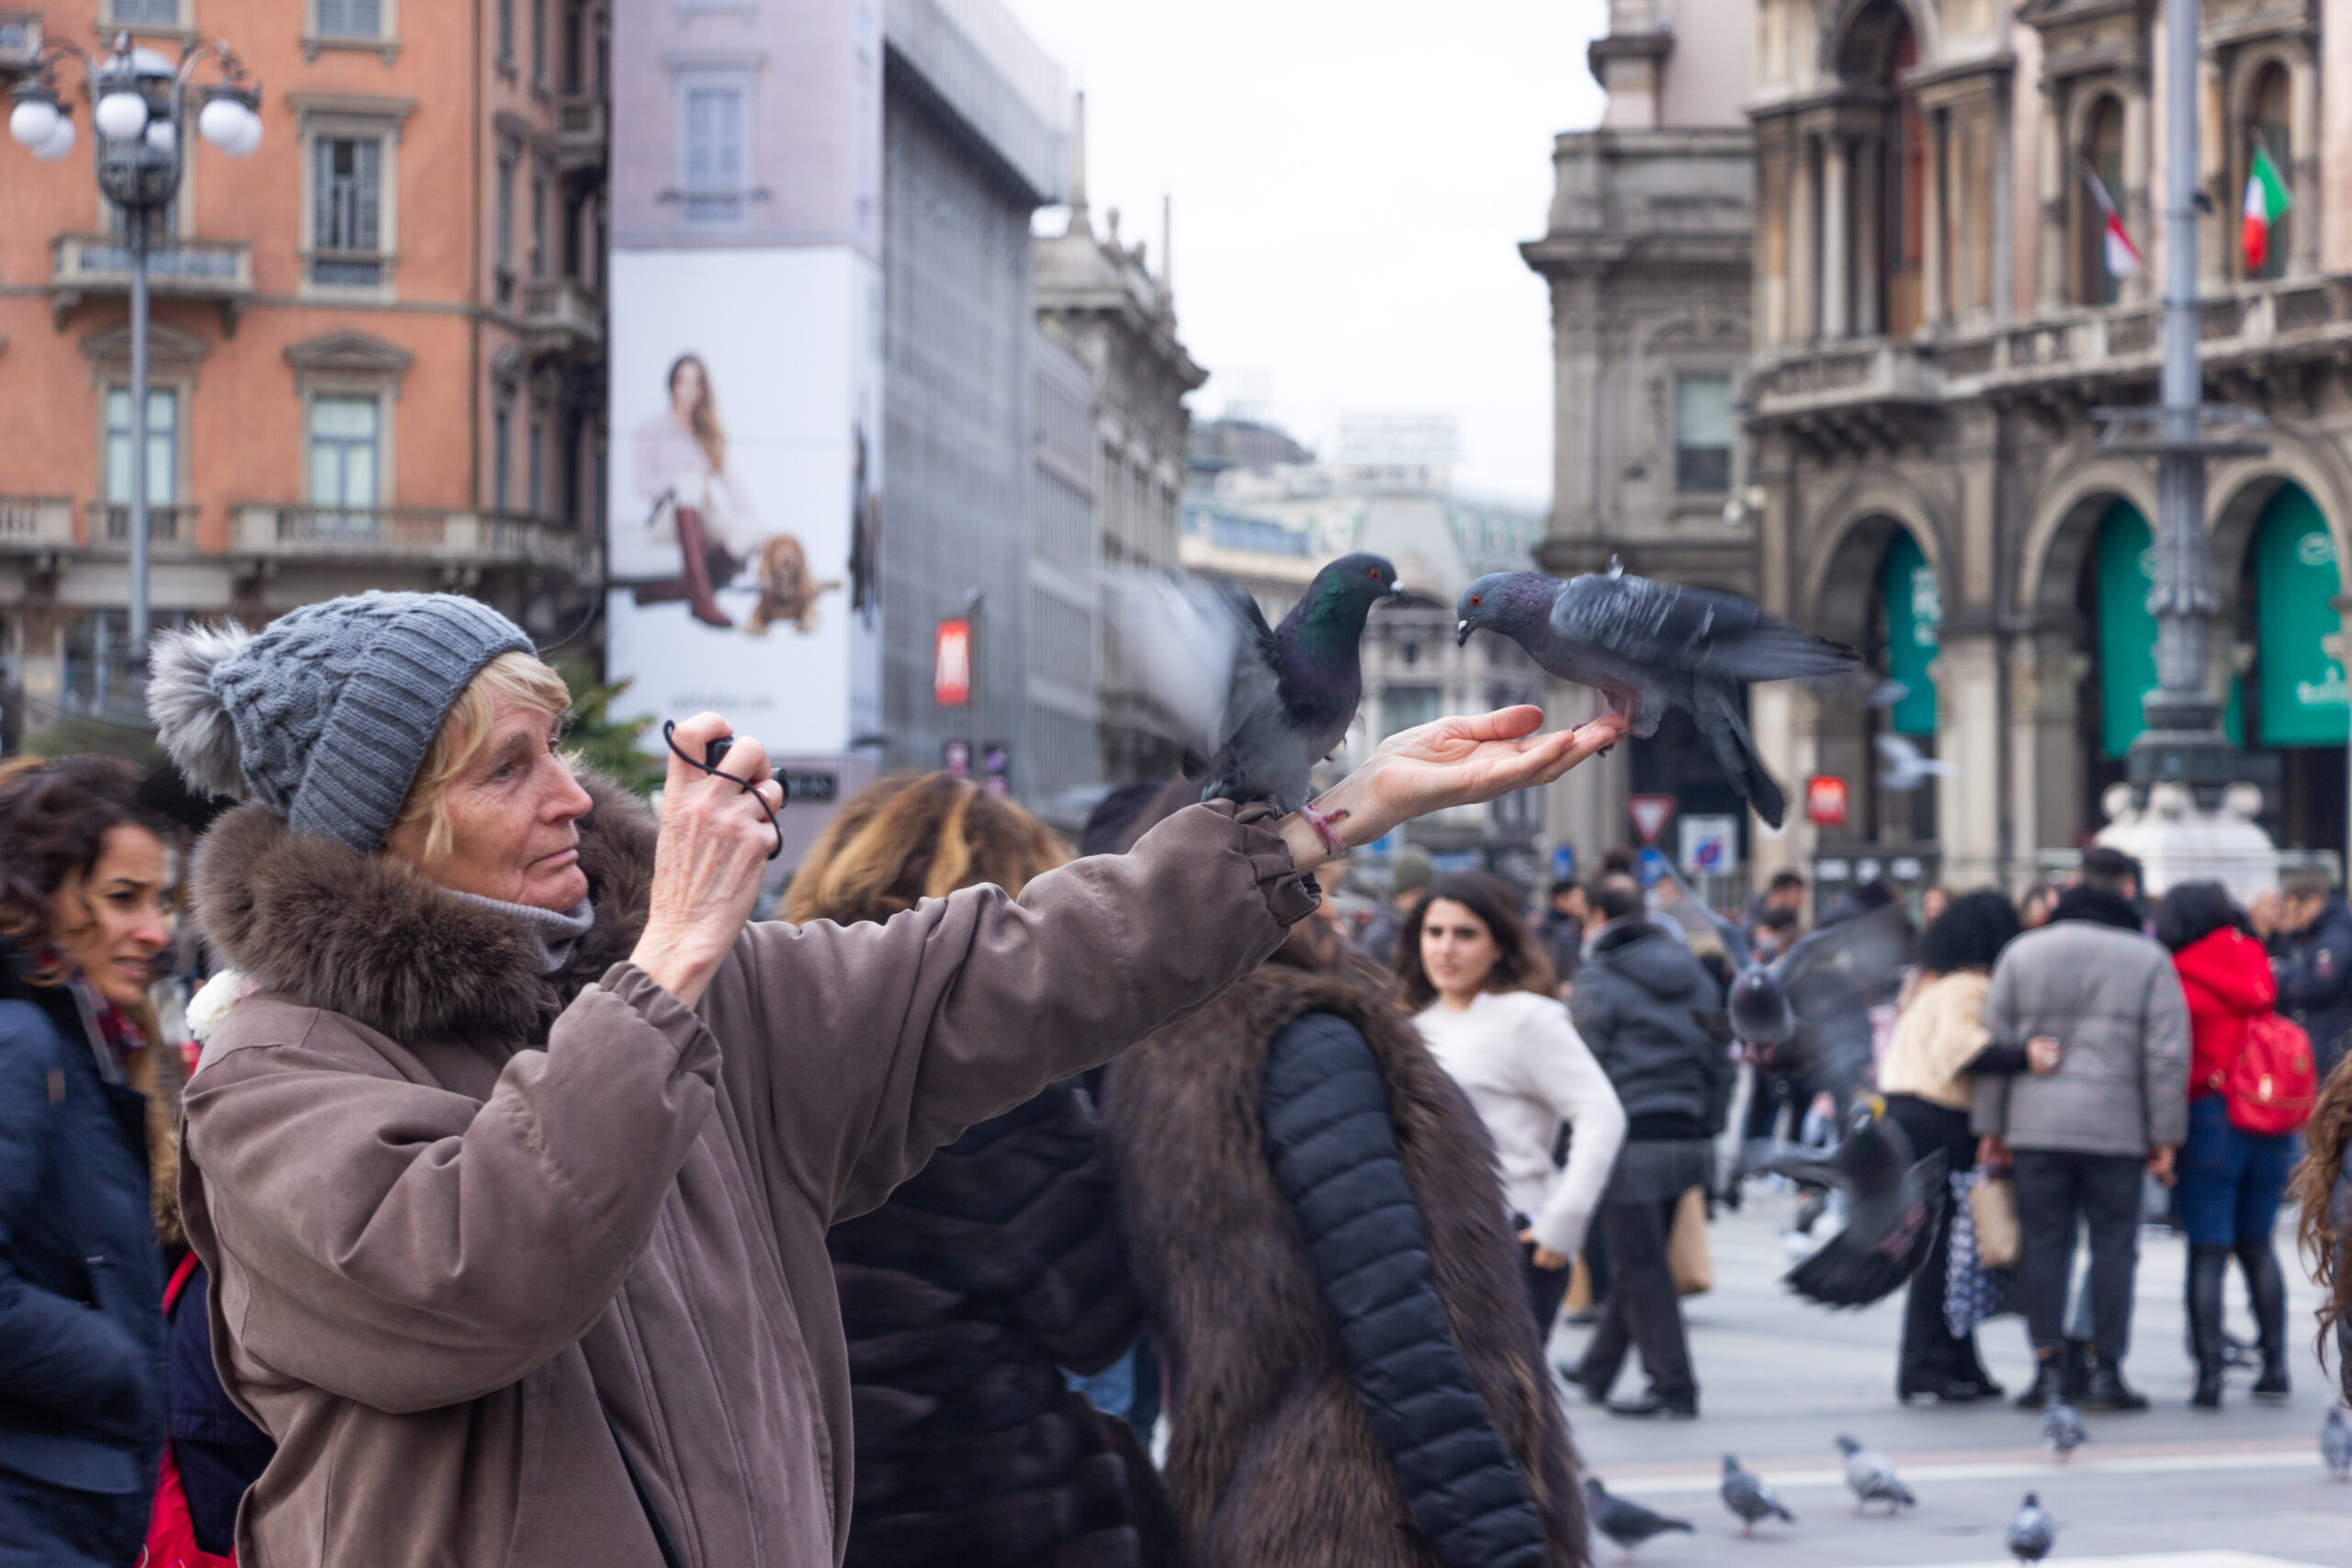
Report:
1976,1132,2012,1172
1517,1229,1571,1272
1276,706,1630,873
630,712,786,1008
2027,1035,2064,1076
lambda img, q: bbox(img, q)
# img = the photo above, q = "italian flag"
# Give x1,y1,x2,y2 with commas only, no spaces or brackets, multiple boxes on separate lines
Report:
2083,164,2141,277
2243,141,2290,273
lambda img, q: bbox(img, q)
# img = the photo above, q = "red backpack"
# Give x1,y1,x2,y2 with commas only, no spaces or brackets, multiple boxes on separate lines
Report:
2222,1012,2317,1136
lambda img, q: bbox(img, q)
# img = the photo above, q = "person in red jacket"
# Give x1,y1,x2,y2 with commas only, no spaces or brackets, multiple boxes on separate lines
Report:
2158,882,2292,1408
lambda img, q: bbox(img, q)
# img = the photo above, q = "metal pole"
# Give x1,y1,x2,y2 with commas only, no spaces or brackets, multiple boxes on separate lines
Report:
127,200,151,702
967,588,985,778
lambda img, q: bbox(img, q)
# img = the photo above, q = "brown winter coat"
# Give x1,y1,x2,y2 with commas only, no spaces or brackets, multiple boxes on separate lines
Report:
1102,943,1585,1568
176,778,1314,1568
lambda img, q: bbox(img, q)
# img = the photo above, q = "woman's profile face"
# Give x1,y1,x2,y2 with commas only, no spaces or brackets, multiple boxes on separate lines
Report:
1421,897,1502,1002
671,358,707,416
51,824,173,1010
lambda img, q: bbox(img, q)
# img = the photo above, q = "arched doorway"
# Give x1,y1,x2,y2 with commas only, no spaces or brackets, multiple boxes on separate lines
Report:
2233,483,2346,851
1808,513,1943,859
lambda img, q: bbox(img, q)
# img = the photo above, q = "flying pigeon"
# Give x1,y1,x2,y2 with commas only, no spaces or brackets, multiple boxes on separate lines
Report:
1455,562,1858,828
1761,1100,1947,1307
1107,552,1407,849
1585,1478,1693,1561
2323,1407,2352,1481
2006,1493,2055,1562
1835,1435,1916,1513
1877,733,1961,793
1665,859,1911,1100
1719,1454,1795,1538
2039,1401,2087,1461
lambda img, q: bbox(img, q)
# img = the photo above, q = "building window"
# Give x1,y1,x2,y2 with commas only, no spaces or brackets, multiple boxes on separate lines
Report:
1673,375,1734,492
531,0,547,86
106,0,179,26
496,0,514,65
1880,15,1926,335
529,166,549,278
315,0,384,38
492,400,513,511
2244,63,2290,281
495,144,517,305
104,387,178,505
311,137,384,287
309,395,381,509
2078,96,2127,306
680,81,747,225
526,405,545,515
1384,685,1442,738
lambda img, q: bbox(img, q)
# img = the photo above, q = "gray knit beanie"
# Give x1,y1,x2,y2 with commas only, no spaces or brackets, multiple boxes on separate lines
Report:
147,592,535,854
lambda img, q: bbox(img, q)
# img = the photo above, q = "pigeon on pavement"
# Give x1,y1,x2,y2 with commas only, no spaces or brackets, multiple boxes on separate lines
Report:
2040,1400,2087,1461
1455,561,1858,827
1761,1100,1947,1307
2323,1407,2352,1480
2006,1493,2055,1562
1108,552,1406,848
1835,1435,1916,1513
1585,1478,1693,1561
1719,1454,1795,1538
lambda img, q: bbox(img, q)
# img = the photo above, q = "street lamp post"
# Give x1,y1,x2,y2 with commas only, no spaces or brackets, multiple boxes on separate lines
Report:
8,33,260,705
2092,0,2277,895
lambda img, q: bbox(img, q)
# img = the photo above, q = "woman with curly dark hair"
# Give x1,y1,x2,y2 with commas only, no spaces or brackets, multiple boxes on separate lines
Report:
2292,1049,2352,1405
0,756,178,1565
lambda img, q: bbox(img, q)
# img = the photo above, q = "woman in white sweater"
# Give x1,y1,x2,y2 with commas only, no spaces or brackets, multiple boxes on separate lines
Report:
1400,872,1628,1335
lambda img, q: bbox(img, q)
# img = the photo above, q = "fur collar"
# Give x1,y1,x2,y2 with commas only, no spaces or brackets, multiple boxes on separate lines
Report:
189,773,657,1045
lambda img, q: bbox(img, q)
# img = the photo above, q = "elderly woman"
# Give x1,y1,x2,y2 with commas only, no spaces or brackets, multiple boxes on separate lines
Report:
145,592,1622,1568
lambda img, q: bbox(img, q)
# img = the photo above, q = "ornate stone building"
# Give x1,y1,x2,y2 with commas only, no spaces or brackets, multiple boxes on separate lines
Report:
1521,0,1758,868
1744,0,2352,893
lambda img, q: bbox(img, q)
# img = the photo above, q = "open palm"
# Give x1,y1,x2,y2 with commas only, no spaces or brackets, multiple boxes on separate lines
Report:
1351,706,1629,840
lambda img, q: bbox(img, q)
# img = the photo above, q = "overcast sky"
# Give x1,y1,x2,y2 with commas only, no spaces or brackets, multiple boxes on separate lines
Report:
1001,0,1611,506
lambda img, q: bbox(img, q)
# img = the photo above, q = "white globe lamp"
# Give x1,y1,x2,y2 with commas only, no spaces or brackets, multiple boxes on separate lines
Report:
7,96,60,151
94,91,149,141
144,118,175,154
32,116,75,162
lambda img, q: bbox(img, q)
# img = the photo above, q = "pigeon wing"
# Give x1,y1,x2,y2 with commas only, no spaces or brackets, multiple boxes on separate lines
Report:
1551,573,1854,682
1656,858,1758,976
1103,568,1272,755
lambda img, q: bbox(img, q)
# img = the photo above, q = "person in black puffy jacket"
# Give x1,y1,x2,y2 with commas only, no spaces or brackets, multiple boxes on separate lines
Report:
1102,779,1583,1568
792,774,1172,1568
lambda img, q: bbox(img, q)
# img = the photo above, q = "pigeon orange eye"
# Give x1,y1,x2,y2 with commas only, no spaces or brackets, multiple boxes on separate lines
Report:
1470,595,1482,607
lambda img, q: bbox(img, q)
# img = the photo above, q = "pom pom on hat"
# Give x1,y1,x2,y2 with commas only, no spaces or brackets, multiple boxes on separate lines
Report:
149,622,255,799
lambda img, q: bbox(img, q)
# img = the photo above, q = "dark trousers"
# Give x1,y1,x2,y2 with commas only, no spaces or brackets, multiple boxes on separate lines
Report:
1574,1193,1696,1403
1523,1240,1572,1338
2013,1148,2144,1361
1883,1095,1993,1393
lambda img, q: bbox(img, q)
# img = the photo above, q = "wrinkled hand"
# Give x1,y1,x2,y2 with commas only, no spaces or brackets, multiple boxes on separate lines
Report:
1277,706,1629,872
631,711,786,1008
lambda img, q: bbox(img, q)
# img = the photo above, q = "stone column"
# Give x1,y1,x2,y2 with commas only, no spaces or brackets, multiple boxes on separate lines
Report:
1544,678,1624,866
1923,111,1949,328
2123,86,2154,304
2009,629,2088,885
1853,138,1883,337
1748,680,1816,884
1791,134,1821,342
2039,91,2068,310
2290,51,2320,276
1823,135,1853,340
1934,631,2005,887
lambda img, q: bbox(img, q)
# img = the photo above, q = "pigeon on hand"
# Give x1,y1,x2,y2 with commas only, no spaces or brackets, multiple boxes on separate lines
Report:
2039,1400,2087,1461
1455,562,1858,828
2006,1492,2055,1562
2323,1407,2352,1480
1720,1453,1795,1538
1107,552,1406,851
1877,732,1961,792
1835,1435,1916,1513
1761,1100,1948,1307
1585,1478,1694,1561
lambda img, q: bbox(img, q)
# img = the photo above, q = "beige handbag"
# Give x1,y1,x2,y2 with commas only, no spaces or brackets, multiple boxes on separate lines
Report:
1968,1172,2021,1269
1668,1186,1713,1296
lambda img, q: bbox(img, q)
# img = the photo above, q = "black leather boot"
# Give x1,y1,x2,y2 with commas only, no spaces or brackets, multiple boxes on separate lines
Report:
2188,1245,2230,1408
2015,1350,2065,1410
2238,1235,2290,1399
2082,1357,2149,1412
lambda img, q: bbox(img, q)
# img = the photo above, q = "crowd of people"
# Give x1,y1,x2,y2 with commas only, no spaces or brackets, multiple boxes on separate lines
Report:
6,589,2352,1568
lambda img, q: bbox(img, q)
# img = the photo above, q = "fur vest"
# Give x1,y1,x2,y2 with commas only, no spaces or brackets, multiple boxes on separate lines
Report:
828,1080,1175,1568
1102,955,1585,1568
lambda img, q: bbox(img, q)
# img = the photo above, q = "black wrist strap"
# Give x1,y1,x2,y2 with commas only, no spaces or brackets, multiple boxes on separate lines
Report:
661,718,786,861
600,1393,687,1568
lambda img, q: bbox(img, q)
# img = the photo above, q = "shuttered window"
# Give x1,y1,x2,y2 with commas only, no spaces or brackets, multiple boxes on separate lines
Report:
682,85,746,224
316,0,383,38
311,138,383,286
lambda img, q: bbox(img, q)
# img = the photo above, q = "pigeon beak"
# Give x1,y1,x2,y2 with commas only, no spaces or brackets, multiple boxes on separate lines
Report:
1455,619,1470,647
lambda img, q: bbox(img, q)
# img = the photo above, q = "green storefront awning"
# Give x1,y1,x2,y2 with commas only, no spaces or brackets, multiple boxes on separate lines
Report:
2255,484,2348,747
1881,531,1939,736
2097,499,2245,755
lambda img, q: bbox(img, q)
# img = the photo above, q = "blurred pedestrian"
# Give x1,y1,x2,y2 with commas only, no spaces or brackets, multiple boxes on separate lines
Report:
0,757,177,1566
1744,869,1807,942
2290,1050,2352,1404
1353,844,1433,967
1540,877,1588,990
2018,882,2060,931
1567,874,1733,1418
1973,848,2188,1413
1877,889,2019,1403
2272,868,2352,1081
1919,885,1953,926
1400,873,1625,1338
148,596,1621,1566
1106,851,1586,1566
2158,882,2295,1408
792,774,1169,1568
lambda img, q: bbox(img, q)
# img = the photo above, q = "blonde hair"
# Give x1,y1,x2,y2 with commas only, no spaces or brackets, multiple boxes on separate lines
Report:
783,773,1069,927
390,651,574,861
669,354,727,474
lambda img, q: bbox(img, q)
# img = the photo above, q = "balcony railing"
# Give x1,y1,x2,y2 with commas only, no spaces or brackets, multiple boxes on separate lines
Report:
521,276,603,351
0,495,74,549
88,502,197,545
556,94,607,167
231,504,594,570
51,234,255,330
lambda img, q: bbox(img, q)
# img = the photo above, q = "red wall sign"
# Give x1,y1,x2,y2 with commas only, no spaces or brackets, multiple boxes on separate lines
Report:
934,618,971,707
1804,774,1849,829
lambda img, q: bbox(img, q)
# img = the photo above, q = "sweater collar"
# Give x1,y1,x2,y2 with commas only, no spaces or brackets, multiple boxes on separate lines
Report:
447,892,597,974
2051,885,2143,933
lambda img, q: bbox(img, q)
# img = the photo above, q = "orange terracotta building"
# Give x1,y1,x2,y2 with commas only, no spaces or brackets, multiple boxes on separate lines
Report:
0,0,606,740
